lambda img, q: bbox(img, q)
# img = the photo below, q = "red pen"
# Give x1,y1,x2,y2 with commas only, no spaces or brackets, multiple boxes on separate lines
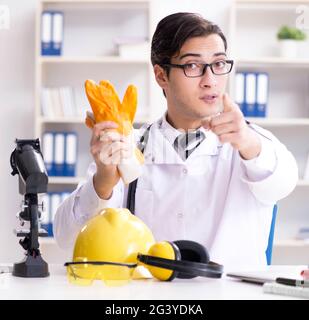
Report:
300,269,309,280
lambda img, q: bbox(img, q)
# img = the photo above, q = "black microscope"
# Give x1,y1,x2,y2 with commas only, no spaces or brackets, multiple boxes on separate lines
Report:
10,138,49,277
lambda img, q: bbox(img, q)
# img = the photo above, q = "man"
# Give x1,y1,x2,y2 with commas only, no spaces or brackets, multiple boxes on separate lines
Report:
54,13,298,267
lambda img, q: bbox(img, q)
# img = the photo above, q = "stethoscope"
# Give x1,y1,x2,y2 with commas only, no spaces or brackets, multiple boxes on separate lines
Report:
126,119,271,214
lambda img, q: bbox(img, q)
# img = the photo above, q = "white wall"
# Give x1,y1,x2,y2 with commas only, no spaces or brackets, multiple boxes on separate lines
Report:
0,0,38,262
0,0,232,263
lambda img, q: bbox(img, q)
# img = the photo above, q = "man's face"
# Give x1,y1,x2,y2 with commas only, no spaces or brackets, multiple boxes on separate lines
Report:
164,34,229,123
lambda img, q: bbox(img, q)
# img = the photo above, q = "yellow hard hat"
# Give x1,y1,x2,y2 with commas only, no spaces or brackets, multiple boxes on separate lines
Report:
73,207,155,263
65,208,155,285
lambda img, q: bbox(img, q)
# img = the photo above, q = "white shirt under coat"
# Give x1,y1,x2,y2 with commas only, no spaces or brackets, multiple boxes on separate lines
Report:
53,115,298,268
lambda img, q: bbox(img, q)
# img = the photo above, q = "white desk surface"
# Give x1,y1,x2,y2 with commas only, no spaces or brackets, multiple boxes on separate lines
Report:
0,264,306,300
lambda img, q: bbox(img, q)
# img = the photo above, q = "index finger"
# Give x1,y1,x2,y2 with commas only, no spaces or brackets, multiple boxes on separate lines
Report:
222,93,243,115
209,112,234,127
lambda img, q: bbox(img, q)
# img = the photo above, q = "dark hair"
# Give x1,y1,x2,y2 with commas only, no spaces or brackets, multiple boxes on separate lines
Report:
151,12,227,74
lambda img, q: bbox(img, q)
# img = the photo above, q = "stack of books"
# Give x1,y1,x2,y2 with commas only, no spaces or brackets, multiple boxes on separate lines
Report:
41,87,80,117
235,72,269,117
42,131,77,177
41,192,71,237
41,11,64,56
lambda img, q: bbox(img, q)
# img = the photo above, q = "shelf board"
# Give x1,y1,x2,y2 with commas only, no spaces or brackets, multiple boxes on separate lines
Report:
236,0,309,4
40,116,152,125
39,56,149,64
41,0,150,10
297,180,309,187
48,176,85,185
246,117,309,127
39,117,85,124
236,57,309,68
235,0,309,10
40,237,56,245
47,177,309,187
41,237,309,247
274,239,309,247
47,178,309,187
236,0,309,3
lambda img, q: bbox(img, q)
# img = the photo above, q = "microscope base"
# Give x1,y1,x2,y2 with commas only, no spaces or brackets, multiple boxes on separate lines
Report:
13,254,49,278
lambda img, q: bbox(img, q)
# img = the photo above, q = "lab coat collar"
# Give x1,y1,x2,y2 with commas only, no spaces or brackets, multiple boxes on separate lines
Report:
160,112,208,147
143,116,222,164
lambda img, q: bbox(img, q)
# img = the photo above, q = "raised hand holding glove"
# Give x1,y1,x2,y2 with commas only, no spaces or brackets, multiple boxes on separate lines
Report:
85,80,144,185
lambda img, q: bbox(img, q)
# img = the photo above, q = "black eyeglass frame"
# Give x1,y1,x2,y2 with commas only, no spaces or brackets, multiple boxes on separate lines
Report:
162,60,234,77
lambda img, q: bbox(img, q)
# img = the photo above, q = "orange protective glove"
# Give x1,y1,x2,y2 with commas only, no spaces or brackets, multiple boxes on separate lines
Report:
84,79,144,184
85,79,137,136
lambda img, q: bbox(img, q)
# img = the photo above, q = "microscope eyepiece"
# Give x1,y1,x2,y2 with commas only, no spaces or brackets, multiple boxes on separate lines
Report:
10,139,48,195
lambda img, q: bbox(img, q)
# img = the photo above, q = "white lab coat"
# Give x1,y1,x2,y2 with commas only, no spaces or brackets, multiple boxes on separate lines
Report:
54,116,298,269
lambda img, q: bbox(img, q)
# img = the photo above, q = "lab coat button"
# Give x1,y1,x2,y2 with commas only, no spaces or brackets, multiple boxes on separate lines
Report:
177,213,183,219
147,154,155,162
183,168,188,174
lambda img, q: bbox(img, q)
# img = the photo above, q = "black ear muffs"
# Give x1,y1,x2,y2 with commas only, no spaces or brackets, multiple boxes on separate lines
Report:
173,240,210,279
137,240,223,281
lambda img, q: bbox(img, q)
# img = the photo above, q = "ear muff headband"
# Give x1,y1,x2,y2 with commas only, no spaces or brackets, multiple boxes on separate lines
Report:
173,240,210,279
137,253,223,278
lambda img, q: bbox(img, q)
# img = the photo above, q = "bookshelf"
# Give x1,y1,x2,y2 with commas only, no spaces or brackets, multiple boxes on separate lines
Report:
35,0,153,167
35,0,153,132
35,0,154,254
230,0,309,263
48,176,85,185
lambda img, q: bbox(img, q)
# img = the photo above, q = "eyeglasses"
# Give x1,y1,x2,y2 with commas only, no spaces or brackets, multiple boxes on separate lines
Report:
64,261,137,286
163,60,234,77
